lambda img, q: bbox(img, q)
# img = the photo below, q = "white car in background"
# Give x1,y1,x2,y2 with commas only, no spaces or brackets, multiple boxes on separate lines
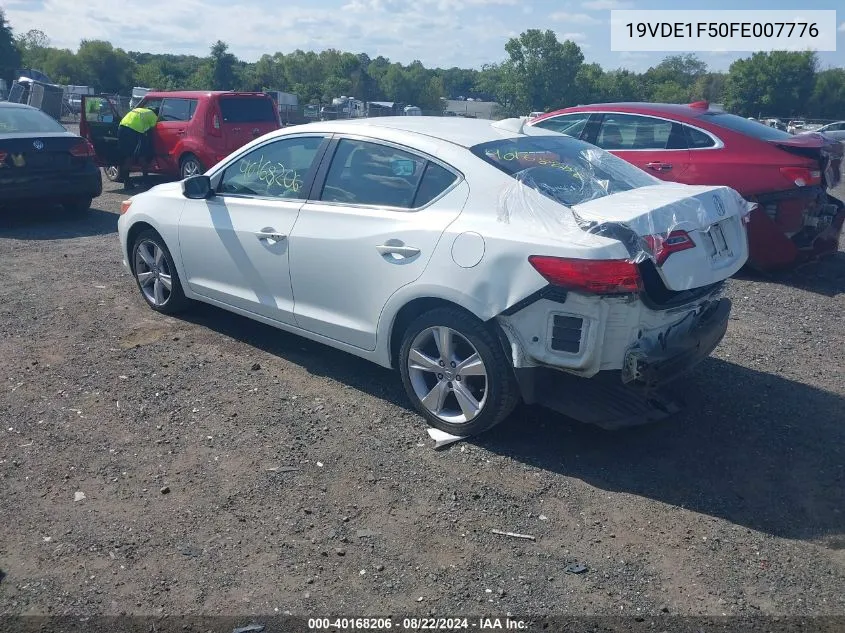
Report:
117,117,750,435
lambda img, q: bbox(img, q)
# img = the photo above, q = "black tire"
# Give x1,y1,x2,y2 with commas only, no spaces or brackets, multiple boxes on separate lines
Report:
130,229,190,314
63,197,92,214
179,153,203,180
398,307,520,437
104,165,127,182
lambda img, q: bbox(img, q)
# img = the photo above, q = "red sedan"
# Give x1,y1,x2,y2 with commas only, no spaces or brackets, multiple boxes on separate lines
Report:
529,102,844,270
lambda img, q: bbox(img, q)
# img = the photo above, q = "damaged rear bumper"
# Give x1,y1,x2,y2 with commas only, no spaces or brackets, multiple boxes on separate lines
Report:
515,298,731,430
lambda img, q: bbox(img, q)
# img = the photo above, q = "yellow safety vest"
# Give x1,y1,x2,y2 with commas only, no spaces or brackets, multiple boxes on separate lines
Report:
119,108,158,133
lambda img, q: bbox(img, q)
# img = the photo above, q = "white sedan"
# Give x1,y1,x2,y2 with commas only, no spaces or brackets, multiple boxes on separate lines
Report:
118,117,750,435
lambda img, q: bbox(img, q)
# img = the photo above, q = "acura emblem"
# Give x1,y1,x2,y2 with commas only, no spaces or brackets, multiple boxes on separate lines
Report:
33,140,44,151
713,194,726,217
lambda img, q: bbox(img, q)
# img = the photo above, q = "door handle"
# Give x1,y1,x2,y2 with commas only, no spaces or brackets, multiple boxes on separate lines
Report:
176,129,186,136
256,230,287,241
646,162,672,172
376,244,420,258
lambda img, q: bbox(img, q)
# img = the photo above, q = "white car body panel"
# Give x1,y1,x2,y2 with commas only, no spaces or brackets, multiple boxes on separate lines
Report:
118,117,749,381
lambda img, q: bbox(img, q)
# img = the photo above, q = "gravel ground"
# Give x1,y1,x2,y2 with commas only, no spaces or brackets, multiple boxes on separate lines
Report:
1,144,844,619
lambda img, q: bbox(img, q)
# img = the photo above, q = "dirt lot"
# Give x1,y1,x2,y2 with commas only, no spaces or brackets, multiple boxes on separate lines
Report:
1,157,844,620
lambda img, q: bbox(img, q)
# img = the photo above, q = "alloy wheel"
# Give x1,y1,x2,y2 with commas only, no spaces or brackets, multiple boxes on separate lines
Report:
134,240,173,307
407,326,488,424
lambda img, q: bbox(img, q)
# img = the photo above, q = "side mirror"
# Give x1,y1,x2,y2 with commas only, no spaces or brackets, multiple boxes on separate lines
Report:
182,174,213,199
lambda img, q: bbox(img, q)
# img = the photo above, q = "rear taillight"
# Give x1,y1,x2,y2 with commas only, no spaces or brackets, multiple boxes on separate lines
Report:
780,166,822,187
528,256,642,294
643,230,696,266
208,110,222,137
69,139,95,158
0,150,7,163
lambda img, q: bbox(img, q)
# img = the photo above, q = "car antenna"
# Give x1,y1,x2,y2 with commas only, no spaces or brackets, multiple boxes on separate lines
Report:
491,117,527,134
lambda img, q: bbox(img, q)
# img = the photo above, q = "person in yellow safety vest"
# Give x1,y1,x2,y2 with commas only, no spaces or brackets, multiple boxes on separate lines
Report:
117,107,158,189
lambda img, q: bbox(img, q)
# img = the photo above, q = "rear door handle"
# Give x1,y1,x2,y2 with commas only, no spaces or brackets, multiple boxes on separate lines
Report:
376,244,420,258
646,162,672,172
256,230,287,241
176,129,186,136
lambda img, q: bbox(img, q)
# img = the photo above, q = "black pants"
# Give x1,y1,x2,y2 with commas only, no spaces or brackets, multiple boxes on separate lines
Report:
117,126,153,183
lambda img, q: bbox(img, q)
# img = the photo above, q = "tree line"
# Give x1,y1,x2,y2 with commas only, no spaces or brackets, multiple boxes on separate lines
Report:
2,9,844,119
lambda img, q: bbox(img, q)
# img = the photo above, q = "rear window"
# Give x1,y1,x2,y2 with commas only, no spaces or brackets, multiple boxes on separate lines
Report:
218,97,277,123
699,112,793,141
471,135,657,207
0,106,65,133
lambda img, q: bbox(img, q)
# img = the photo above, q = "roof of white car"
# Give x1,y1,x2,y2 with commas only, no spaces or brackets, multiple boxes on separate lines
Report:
278,116,560,148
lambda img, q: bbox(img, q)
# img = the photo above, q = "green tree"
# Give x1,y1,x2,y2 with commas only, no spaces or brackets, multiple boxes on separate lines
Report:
0,9,21,83
208,40,236,90
807,68,845,119
691,72,727,103
501,29,584,113
76,40,134,92
724,51,817,117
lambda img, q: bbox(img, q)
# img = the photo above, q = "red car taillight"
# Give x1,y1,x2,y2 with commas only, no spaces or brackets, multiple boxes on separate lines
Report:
780,166,822,187
528,256,642,294
69,139,95,158
643,230,696,266
207,110,222,137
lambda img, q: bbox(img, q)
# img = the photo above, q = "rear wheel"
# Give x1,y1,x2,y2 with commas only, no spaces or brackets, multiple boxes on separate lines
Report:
398,307,520,437
180,154,203,179
63,197,92,215
131,230,190,314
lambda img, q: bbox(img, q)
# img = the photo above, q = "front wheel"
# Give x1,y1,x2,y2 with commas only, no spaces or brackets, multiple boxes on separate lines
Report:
180,154,203,180
398,307,520,437
104,165,127,182
131,230,190,314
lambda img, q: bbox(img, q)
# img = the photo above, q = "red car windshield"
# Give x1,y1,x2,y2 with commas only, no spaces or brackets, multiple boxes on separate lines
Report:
698,112,793,141
471,135,657,206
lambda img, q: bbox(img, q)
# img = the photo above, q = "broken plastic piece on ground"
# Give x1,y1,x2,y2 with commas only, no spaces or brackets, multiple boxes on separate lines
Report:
232,625,265,633
491,529,536,541
565,563,589,574
427,427,465,449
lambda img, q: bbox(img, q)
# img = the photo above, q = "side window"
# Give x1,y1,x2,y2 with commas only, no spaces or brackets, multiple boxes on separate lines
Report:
597,114,684,150
413,162,458,207
159,98,193,122
219,136,324,199
532,113,590,138
188,99,199,119
320,139,427,209
684,125,717,149
138,98,163,118
84,96,117,123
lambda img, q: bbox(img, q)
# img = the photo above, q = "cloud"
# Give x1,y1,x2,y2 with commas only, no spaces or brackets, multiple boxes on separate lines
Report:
559,32,588,42
3,0,517,68
549,11,601,25
582,0,634,10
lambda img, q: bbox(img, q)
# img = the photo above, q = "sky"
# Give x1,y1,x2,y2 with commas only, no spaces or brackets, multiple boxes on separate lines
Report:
2,0,844,72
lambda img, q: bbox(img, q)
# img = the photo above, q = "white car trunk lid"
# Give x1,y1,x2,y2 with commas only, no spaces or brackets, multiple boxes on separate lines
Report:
572,183,751,291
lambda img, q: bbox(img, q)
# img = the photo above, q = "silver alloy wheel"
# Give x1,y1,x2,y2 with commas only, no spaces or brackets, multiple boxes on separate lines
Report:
407,326,488,424
181,157,200,178
134,240,173,307
104,166,120,180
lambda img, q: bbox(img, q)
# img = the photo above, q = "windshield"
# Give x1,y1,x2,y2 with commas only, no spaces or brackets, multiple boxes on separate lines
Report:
699,112,793,141
0,106,66,133
471,135,657,207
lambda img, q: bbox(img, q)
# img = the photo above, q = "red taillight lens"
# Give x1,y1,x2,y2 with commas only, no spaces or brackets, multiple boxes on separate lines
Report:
780,166,821,187
528,256,642,294
207,111,222,137
643,230,696,266
0,150,7,164
69,139,95,158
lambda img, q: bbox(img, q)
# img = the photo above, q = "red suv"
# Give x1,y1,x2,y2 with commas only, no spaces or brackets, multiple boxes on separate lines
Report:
529,102,844,270
81,91,280,182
